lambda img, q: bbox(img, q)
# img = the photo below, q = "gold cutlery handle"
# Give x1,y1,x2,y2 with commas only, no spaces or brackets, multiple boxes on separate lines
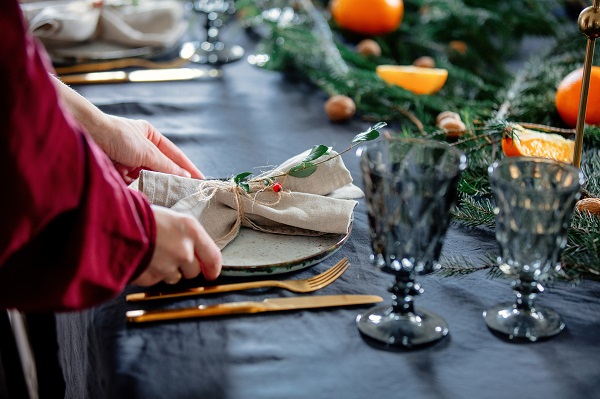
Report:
126,295,384,323
54,57,189,75
59,71,129,85
126,302,263,323
126,280,282,302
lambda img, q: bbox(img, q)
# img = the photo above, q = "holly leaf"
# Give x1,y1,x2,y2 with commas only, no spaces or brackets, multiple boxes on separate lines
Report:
288,162,318,177
239,182,250,193
234,172,253,192
234,172,253,184
351,122,386,144
302,144,331,162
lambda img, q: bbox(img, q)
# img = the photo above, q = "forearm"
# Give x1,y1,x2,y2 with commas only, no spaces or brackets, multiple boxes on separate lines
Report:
50,75,112,144
0,2,156,311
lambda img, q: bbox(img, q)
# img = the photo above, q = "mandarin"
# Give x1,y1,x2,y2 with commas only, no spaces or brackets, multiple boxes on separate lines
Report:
376,65,448,95
330,0,404,36
555,66,600,127
502,125,575,164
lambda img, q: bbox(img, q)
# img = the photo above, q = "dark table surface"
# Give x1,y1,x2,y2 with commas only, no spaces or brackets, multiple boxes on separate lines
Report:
55,31,600,399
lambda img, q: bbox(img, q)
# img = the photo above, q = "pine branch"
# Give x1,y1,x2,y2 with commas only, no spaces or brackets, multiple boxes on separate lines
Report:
564,211,600,276
581,148,600,197
452,194,495,227
437,253,499,277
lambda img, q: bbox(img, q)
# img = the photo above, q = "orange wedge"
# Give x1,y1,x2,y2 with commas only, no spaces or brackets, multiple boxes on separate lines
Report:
375,65,448,95
502,125,575,164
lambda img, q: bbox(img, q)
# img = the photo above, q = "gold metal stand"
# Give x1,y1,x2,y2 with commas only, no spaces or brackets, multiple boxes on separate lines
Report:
574,0,600,167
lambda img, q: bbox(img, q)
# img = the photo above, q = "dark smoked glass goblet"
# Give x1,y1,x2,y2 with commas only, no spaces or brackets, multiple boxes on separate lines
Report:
483,157,583,341
356,139,466,348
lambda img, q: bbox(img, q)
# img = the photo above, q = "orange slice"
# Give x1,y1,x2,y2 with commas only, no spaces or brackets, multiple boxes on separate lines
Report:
375,65,448,95
502,125,575,164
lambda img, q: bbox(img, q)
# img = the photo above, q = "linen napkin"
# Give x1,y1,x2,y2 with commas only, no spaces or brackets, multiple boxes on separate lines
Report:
20,0,186,49
20,0,101,43
134,151,363,250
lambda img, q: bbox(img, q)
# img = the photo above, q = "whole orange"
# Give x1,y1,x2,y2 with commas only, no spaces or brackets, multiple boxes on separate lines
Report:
330,0,404,36
555,66,600,127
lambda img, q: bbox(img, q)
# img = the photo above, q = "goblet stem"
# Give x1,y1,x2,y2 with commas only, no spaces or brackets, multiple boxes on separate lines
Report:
483,275,564,341
389,271,423,315
184,0,244,65
512,277,541,312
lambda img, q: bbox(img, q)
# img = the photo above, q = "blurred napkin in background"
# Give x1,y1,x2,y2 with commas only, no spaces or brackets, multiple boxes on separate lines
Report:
20,0,186,48
133,151,364,250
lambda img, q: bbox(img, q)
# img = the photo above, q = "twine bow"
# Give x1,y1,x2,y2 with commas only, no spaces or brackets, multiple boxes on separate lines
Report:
196,178,284,246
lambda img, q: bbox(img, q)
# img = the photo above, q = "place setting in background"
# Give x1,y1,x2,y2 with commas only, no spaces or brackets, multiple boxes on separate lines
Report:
19,0,246,84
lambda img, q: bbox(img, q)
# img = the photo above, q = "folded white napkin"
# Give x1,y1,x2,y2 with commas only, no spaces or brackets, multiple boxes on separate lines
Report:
134,151,363,250
20,0,186,48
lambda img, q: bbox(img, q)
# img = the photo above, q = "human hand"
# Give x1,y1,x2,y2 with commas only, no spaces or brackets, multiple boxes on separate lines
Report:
51,77,204,182
93,115,204,184
132,206,222,286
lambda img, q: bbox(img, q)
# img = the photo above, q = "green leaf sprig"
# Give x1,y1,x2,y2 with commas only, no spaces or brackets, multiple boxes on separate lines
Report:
233,122,385,192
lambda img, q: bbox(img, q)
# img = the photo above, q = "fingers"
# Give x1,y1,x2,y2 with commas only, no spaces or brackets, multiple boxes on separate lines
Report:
145,146,195,179
137,207,221,287
163,271,182,285
146,127,205,179
192,226,222,281
179,249,202,280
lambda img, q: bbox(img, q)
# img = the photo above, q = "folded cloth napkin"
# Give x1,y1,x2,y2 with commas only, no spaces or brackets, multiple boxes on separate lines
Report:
20,0,101,43
134,151,364,250
20,0,186,48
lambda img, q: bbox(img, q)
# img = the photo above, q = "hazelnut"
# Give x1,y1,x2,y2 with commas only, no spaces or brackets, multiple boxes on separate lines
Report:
413,56,436,68
325,95,356,122
576,198,600,216
356,39,382,57
439,117,466,138
436,111,461,126
449,40,468,55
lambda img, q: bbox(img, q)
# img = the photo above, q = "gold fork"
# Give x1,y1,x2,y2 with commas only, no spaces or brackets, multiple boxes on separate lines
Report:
126,258,350,303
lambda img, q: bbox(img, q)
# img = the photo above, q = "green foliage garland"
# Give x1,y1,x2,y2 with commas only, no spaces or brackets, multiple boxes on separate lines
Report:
236,0,600,278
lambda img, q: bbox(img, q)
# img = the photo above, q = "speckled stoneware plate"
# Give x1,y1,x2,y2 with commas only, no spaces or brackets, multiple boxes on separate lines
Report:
220,227,351,277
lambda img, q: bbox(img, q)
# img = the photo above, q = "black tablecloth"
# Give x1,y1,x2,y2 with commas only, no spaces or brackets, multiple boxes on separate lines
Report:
55,34,600,399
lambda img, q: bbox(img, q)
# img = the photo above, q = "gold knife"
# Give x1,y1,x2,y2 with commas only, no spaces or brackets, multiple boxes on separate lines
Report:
59,67,223,85
126,294,383,324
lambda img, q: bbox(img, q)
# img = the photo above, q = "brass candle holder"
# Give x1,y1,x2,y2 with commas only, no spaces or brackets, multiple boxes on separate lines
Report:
574,0,600,168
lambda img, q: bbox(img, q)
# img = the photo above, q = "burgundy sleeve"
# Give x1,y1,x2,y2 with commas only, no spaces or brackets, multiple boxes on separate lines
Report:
0,1,156,312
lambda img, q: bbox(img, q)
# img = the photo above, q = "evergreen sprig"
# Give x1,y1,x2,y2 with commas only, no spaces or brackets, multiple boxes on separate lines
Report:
236,0,600,278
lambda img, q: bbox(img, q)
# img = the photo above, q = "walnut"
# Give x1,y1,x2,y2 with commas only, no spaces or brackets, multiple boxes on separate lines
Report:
436,111,461,126
438,117,466,138
413,56,436,68
325,95,356,122
449,40,468,54
576,198,600,216
356,39,382,57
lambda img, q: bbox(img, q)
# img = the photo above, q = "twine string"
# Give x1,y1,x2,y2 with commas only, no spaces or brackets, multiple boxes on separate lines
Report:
196,178,285,244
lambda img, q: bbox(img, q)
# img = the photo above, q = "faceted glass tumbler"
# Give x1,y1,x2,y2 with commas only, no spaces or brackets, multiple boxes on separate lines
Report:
484,157,583,342
356,139,466,348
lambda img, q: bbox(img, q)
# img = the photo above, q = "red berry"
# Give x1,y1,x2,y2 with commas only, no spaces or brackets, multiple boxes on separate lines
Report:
273,182,283,193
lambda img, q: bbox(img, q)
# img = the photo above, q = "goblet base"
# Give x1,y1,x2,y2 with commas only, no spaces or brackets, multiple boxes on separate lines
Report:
185,41,244,65
483,303,565,342
356,305,449,348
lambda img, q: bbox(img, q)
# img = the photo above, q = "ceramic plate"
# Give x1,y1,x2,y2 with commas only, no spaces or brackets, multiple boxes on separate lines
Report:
220,227,351,277
48,41,157,63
